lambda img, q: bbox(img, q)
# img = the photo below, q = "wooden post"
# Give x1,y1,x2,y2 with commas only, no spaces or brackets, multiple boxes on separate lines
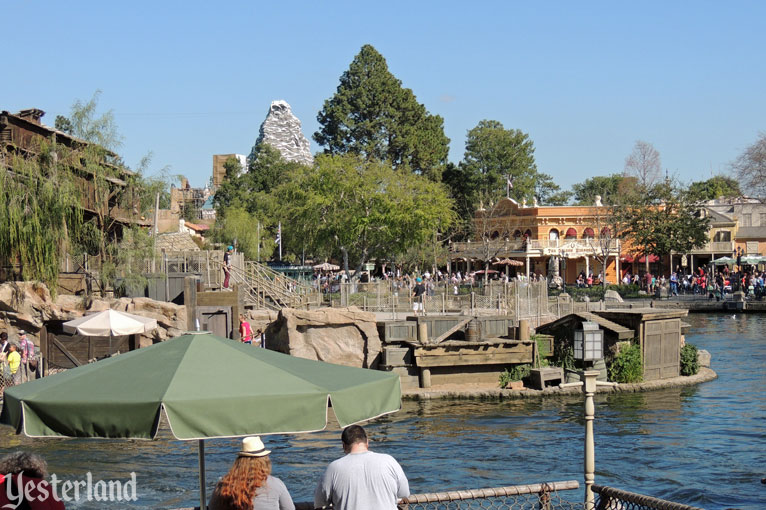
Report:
583,370,599,510
40,325,48,377
441,293,446,314
470,292,475,315
420,367,432,389
363,295,367,311
519,319,530,341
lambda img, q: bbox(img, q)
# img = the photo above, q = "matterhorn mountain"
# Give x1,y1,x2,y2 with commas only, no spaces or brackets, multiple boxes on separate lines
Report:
249,100,314,167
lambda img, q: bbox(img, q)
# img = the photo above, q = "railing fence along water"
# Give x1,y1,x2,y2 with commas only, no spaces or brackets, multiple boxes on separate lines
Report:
592,485,704,510
332,280,551,320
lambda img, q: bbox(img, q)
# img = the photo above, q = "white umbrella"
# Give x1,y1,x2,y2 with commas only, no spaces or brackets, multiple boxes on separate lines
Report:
63,309,158,354
313,262,340,271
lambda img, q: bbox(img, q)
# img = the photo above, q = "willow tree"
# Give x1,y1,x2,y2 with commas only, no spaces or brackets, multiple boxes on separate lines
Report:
0,141,83,288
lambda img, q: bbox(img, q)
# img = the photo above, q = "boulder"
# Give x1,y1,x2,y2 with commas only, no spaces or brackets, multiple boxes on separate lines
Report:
266,307,382,368
604,290,623,302
0,281,187,346
697,349,711,368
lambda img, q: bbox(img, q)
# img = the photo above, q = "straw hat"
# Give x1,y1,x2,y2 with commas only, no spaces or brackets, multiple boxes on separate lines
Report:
238,436,271,457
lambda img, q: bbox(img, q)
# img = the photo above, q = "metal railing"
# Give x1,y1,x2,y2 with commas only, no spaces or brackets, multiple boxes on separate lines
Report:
293,481,581,510
592,485,704,510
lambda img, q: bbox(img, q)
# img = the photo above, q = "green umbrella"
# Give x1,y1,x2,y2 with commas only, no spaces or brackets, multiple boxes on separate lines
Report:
0,331,401,507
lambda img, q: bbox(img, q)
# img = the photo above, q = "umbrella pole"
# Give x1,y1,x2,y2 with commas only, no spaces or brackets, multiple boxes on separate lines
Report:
198,439,206,509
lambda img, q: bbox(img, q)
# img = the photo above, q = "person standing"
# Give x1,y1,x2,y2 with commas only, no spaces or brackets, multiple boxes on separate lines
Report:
412,277,426,315
239,315,253,344
314,425,409,510
223,246,233,289
209,436,294,510
18,331,34,383
7,345,21,386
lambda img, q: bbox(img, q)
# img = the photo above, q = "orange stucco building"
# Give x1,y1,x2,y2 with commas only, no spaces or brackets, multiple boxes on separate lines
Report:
450,197,622,284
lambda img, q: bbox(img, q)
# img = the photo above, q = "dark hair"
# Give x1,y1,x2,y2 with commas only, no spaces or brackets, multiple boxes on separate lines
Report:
0,452,48,479
0,332,6,340
341,425,367,447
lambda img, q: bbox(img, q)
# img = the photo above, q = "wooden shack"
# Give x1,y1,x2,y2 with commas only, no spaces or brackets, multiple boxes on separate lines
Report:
536,308,688,382
594,309,688,381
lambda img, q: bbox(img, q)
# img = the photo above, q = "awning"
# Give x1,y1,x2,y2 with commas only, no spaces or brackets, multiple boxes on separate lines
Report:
621,254,659,263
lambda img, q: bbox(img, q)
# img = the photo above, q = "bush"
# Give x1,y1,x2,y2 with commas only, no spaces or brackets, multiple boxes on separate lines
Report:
608,342,643,383
680,343,700,376
498,364,531,388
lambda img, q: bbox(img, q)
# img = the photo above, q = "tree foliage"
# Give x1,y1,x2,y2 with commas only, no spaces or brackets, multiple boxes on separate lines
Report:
0,143,83,288
572,174,634,205
314,44,449,181
212,207,274,261
444,120,553,237
732,132,766,200
214,144,302,220
687,175,741,202
614,180,710,271
272,154,455,279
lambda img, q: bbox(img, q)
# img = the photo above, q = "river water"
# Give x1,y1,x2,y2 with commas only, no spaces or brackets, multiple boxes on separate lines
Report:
0,313,763,509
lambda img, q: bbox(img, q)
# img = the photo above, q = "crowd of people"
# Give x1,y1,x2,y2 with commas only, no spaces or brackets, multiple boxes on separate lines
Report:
0,329,39,391
209,425,409,510
618,265,766,300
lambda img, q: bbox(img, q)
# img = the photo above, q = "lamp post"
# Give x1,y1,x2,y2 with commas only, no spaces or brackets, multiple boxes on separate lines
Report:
573,322,603,509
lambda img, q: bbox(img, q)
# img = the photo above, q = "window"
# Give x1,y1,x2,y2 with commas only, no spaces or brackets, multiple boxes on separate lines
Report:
742,214,752,227
714,231,731,242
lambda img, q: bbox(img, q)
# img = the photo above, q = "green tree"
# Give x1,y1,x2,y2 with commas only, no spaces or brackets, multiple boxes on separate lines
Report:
214,144,303,221
314,44,449,181
535,172,572,205
212,207,274,261
273,154,455,279
443,120,542,238
572,174,632,205
56,90,123,152
0,142,83,289
615,180,710,274
687,175,741,202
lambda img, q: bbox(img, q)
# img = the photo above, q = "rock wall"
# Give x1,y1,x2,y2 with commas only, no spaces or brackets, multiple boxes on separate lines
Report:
250,100,314,166
265,308,382,368
0,282,187,347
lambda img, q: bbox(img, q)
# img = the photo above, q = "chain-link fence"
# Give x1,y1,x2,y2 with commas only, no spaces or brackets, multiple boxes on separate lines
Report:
332,280,551,319
592,485,703,510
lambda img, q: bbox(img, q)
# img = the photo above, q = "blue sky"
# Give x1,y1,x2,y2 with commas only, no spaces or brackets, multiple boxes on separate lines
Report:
3,1,764,191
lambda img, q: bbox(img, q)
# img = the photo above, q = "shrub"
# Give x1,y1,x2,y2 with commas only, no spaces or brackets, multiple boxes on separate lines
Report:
551,344,575,371
680,343,699,376
498,364,532,388
608,342,643,383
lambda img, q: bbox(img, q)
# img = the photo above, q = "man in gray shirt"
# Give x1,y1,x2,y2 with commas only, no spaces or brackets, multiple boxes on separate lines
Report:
314,425,409,510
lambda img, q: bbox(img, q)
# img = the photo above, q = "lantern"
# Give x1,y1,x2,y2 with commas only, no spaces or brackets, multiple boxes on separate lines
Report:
574,321,603,361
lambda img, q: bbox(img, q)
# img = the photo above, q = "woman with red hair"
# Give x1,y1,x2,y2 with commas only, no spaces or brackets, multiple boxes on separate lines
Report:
209,436,294,510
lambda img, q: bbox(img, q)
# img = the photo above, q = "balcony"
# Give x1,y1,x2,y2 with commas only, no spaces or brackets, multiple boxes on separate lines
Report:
690,241,734,254
450,238,620,259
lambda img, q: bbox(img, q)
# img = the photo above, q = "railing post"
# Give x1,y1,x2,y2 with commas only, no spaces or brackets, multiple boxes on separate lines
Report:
442,293,446,315
583,370,599,510
470,292,475,315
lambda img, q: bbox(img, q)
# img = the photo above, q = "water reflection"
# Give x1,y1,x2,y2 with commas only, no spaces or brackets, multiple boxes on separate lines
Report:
0,314,764,509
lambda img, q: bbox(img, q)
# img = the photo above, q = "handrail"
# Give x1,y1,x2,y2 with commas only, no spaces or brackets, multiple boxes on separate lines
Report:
293,480,580,510
592,484,704,510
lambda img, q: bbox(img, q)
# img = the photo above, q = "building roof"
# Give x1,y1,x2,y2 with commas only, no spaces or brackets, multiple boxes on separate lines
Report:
184,222,210,232
155,232,200,252
735,226,766,239
536,312,635,339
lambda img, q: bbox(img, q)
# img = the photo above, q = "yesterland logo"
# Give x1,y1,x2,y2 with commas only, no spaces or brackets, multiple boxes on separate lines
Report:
1,472,137,508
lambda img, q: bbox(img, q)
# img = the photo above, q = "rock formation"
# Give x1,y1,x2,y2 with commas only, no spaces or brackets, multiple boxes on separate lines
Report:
250,100,314,166
265,308,382,369
0,282,187,347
